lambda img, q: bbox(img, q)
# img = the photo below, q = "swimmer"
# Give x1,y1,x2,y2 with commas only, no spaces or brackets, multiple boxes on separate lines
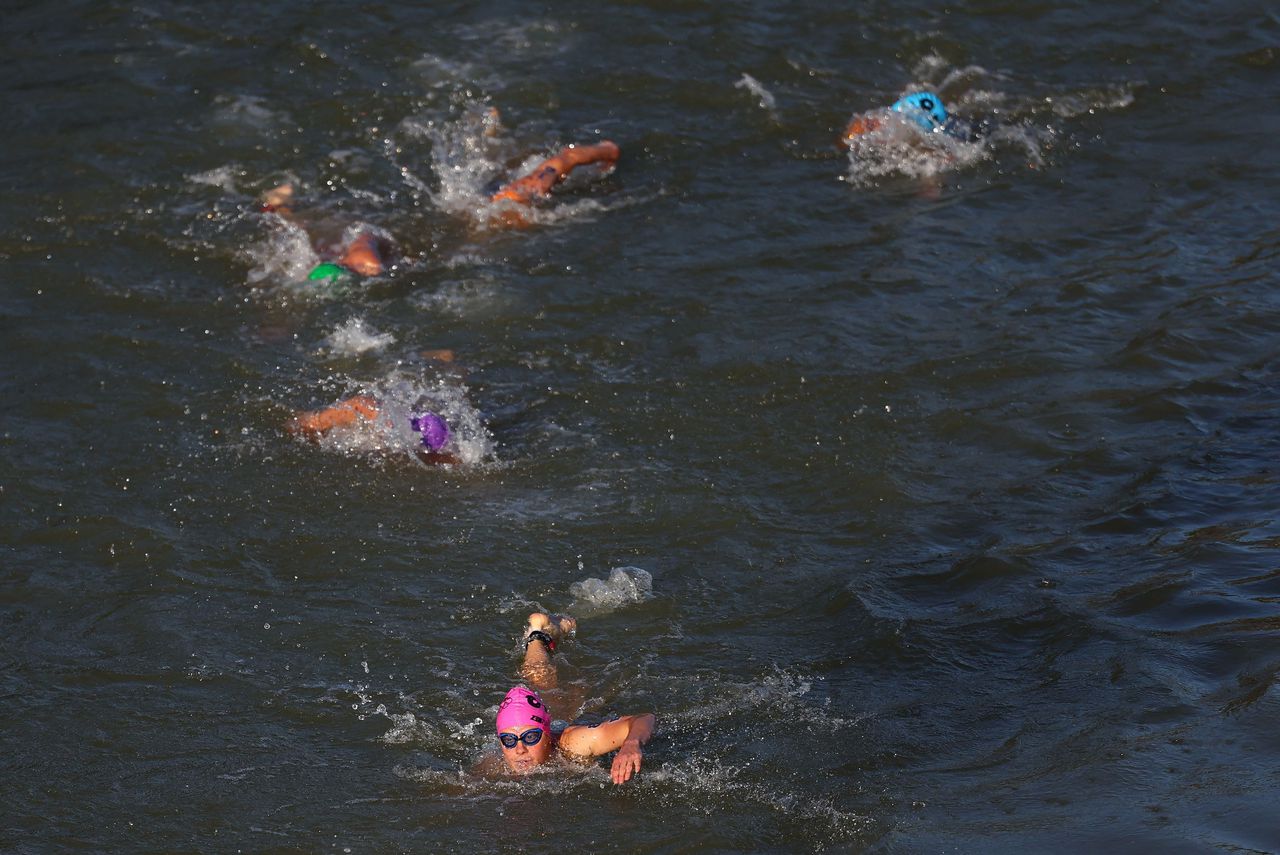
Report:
839,91,987,148
260,183,391,284
259,125,618,280
287,397,456,462
287,361,459,464
490,612,655,784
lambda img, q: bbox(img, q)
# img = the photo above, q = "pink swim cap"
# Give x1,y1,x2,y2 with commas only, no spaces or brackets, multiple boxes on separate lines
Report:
496,686,550,735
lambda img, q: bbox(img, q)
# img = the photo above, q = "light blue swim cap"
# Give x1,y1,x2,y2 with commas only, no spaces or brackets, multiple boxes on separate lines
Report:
891,92,948,132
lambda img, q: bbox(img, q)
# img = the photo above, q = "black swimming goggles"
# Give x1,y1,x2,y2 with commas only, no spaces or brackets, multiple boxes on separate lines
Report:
498,728,544,749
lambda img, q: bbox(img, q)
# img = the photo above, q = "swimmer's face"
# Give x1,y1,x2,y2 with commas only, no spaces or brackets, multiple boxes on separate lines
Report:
499,726,552,773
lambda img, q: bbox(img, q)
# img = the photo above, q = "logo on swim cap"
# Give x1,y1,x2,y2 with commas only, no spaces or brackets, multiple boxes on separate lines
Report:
410,412,451,452
496,686,551,736
891,92,948,132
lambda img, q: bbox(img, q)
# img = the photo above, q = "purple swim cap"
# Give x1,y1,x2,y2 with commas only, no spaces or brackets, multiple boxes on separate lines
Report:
496,686,550,736
409,412,450,451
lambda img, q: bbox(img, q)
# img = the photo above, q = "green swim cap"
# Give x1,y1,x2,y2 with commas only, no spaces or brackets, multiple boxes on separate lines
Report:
307,262,350,283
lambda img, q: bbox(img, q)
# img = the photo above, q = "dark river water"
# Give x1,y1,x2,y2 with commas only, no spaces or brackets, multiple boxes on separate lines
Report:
5,0,1280,851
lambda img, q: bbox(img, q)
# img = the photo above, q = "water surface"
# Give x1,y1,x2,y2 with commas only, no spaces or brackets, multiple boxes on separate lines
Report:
4,0,1280,851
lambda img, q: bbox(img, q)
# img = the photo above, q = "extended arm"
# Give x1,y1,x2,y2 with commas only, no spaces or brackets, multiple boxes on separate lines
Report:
287,395,380,438
559,713,656,784
491,141,620,204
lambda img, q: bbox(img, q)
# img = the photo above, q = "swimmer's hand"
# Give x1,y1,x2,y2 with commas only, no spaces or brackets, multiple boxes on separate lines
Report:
611,739,644,785
559,712,655,785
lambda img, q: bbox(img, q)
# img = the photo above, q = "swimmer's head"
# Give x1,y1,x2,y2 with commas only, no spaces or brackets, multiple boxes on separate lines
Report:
497,686,553,772
306,262,351,284
891,92,949,132
410,412,451,452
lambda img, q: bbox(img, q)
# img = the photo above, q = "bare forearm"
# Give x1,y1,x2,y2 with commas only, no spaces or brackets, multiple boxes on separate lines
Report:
492,141,620,203
623,713,655,747
288,395,379,437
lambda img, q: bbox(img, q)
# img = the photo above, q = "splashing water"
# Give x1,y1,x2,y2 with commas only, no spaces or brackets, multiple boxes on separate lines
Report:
735,73,777,111
210,93,289,132
397,102,512,220
243,217,320,284
187,165,240,193
843,110,987,186
841,56,1133,187
242,214,397,295
395,100,618,231
322,318,395,356
568,567,654,614
298,370,493,467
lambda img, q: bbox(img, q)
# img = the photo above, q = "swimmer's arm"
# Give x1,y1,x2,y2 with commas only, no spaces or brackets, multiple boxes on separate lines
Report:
839,114,883,148
491,141,620,204
286,395,380,438
559,713,655,785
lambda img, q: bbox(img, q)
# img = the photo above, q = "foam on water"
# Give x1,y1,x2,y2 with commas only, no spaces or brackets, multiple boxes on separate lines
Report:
735,73,778,112
393,759,608,797
244,217,321,285
661,668,863,732
843,110,985,186
1045,84,1139,118
323,318,395,356
640,757,872,844
210,93,290,132
408,273,510,318
378,710,433,745
397,102,512,220
186,166,240,193
568,566,654,615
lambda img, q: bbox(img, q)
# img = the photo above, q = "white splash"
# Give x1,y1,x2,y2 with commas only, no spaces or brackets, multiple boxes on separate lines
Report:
398,102,513,220
842,57,1064,187
323,318,395,356
211,93,288,130
568,567,653,614
300,370,493,467
735,73,777,111
187,165,239,192
244,217,319,284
